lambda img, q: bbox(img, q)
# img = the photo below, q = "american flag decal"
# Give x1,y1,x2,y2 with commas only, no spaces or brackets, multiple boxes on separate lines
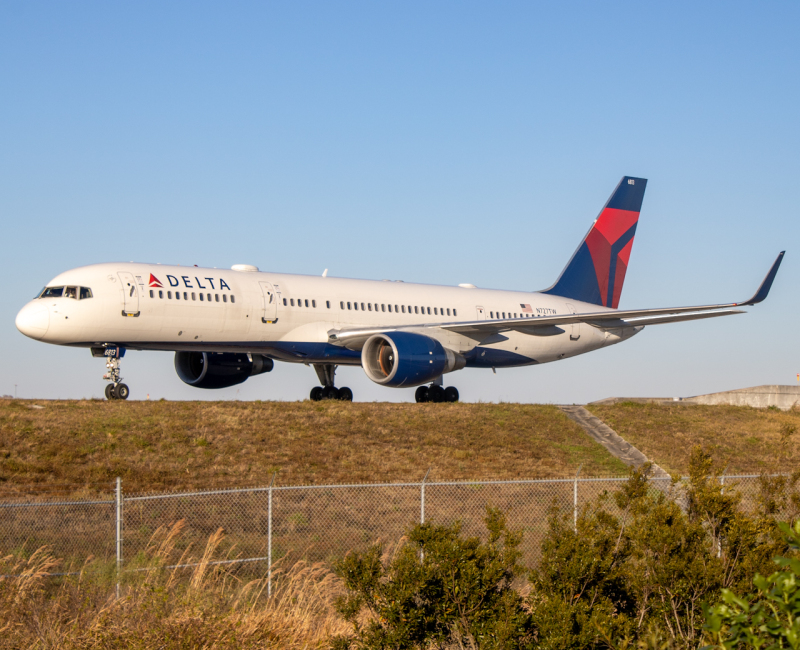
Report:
520,304,533,313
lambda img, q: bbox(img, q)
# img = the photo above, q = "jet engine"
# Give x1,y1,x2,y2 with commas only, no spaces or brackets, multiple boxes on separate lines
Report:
361,332,465,388
174,352,273,389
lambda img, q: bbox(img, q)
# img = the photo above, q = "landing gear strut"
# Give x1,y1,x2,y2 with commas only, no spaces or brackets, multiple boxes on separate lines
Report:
415,383,459,403
94,346,130,401
309,364,353,402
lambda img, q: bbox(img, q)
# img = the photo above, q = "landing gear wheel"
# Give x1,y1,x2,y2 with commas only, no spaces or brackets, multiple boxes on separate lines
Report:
310,386,323,402
338,387,353,402
428,385,445,403
115,383,130,400
444,386,459,403
105,384,116,400
415,386,429,403
322,386,340,400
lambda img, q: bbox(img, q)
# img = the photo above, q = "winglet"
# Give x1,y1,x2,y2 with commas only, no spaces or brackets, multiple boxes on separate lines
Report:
739,251,785,306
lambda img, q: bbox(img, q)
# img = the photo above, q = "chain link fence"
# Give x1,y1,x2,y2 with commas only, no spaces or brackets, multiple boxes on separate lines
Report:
0,473,791,585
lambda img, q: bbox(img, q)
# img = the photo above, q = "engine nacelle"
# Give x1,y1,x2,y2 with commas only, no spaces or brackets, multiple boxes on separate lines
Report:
361,332,465,388
174,352,273,389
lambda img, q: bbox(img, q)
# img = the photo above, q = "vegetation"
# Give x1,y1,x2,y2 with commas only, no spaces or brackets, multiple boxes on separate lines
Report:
330,448,800,649
587,402,800,475
704,519,800,649
0,399,625,497
0,522,346,649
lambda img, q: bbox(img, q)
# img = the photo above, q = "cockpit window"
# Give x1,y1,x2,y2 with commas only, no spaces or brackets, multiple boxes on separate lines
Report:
39,286,93,299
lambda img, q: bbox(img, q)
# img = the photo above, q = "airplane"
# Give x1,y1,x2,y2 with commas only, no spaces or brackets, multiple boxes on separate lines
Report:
15,176,784,403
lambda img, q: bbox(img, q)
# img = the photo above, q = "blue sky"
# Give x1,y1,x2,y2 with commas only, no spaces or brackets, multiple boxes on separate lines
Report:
1,2,798,403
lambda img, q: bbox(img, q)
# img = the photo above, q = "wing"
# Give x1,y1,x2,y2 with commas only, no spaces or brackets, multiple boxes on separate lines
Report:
328,252,784,349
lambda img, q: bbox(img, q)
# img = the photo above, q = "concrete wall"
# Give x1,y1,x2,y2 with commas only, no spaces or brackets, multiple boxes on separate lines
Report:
591,385,800,411
683,385,800,411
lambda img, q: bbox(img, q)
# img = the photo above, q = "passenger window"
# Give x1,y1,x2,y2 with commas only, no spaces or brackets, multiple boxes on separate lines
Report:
283,298,287,306
176,292,181,300
434,307,438,315
199,293,204,301
80,287,93,300
305,299,309,307
368,303,372,311
414,306,418,314
192,293,197,301
381,304,385,312
207,294,211,301
395,305,399,312
184,292,188,300
427,307,430,315
454,309,457,317
361,302,365,311
159,290,163,299
149,290,154,298
354,302,358,311
290,299,295,307
387,305,392,312
347,302,351,310
231,295,235,303
223,295,228,303
312,300,316,308
401,305,405,313
447,308,451,316
215,294,219,302
340,301,344,309
326,300,330,309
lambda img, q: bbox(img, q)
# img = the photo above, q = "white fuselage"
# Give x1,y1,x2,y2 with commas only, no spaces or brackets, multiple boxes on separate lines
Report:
16,262,640,371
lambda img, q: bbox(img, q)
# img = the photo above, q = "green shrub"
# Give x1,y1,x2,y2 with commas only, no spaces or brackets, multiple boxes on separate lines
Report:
703,519,800,649
330,507,534,650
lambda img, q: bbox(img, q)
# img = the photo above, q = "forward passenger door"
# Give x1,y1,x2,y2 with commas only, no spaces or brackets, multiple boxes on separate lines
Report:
118,272,140,317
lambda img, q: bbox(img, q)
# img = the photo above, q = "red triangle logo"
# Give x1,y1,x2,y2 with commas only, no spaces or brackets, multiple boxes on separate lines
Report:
148,274,163,288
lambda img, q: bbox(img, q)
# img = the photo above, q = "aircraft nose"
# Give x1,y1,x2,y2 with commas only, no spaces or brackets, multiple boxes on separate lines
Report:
15,302,49,340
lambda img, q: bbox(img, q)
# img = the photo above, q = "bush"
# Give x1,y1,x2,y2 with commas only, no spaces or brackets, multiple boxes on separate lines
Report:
703,519,800,649
330,507,534,650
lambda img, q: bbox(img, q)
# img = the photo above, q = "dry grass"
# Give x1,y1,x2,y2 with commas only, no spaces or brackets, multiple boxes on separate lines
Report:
0,523,347,649
587,402,800,475
0,399,625,497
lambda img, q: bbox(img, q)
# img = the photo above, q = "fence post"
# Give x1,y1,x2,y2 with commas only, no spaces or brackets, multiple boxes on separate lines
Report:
115,476,122,599
267,472,276,599
574,465,582,533
718,470,727,559
420,468,431,524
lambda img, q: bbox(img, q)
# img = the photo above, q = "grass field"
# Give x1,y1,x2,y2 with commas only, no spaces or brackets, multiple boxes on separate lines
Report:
0,399,626,497
587,401,800,475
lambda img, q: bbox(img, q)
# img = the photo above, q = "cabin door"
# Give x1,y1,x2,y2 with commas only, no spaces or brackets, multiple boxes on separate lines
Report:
475,305,486,320
566,303,580,341
118,272,140,317
260,282,278,323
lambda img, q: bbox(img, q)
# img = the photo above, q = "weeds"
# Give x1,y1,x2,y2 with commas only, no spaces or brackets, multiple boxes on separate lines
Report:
0,522,347,649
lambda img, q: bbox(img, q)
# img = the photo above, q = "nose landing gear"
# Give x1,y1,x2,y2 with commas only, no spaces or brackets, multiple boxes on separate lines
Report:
415,384,459,403
93,346,130,401
309,363,353,402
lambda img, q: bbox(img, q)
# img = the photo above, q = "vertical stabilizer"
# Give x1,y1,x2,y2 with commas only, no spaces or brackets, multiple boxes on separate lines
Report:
543,176,647,308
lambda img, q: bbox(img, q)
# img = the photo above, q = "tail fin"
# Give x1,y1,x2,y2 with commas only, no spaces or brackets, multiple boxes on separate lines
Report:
543,176,647,308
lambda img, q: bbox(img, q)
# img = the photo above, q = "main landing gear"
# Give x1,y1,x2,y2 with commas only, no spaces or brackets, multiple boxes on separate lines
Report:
95,346,130,401
415,383,459,403
309,363,353,402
